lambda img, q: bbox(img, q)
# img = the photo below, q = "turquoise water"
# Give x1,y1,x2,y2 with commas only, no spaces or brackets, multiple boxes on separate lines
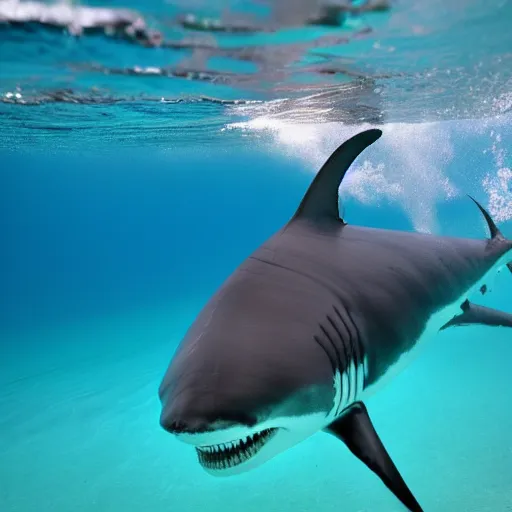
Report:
1,1,511,511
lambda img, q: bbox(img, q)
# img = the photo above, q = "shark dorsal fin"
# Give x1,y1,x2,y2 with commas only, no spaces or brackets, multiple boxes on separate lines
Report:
292,129,382,224
468,195,502,240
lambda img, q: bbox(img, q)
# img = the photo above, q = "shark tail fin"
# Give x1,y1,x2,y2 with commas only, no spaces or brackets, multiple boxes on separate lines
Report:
468,195,503,240
468,197,512,268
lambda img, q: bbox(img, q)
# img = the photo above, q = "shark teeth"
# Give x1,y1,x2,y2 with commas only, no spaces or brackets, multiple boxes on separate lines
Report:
196,428,278,470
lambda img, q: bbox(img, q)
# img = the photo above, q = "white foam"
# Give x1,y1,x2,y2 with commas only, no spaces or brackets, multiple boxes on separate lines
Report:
483,168,512,223
482,129,512,223
227,118,458,233
0,0,144,34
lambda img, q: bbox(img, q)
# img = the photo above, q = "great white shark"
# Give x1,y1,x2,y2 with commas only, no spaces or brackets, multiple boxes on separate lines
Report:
158,129,512,511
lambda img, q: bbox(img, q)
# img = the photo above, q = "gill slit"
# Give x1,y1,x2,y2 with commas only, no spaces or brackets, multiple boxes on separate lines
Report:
314,334,337,375
321,319,345,417
345,307,360,402
344,308,358,404
349,309,367,388
326,313,347,417
333,304,352,414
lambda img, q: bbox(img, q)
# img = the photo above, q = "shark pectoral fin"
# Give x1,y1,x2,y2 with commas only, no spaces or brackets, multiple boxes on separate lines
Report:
325,402,423,512
508,262,512,274
440,300,512,330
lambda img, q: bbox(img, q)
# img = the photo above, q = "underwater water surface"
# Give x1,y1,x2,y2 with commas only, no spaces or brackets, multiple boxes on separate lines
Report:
1,1,512,511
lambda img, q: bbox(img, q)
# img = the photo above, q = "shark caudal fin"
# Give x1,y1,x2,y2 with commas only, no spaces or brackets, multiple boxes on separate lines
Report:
438,199,512,331
468,195,503,240
291,129,382,224
468,195,512,274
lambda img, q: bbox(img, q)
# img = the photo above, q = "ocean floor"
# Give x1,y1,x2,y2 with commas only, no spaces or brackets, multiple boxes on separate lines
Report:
1,287,511,512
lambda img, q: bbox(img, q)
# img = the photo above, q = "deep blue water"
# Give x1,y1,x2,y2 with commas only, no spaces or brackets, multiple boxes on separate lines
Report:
1,1,511,511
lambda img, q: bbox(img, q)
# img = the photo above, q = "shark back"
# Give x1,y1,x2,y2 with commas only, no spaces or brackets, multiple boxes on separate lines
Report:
262,220,510,387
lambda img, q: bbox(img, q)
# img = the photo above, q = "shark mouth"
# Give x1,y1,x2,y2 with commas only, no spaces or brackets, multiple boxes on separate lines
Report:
196,428,278,470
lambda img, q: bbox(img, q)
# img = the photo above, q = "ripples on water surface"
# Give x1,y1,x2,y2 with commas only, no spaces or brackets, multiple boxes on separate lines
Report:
1,0,511,145
2,0,511,225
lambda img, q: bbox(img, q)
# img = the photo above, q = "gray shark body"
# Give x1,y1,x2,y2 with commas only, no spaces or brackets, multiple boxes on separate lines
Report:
159,130,512,511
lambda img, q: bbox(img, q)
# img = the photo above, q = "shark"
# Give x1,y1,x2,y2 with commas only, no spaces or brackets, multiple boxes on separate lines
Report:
158,129,512,511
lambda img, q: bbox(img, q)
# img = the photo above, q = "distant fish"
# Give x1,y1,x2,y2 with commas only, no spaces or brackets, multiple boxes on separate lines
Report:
159,129,512,512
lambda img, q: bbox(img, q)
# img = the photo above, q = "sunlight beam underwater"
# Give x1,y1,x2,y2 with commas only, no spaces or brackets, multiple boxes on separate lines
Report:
158,129,512,511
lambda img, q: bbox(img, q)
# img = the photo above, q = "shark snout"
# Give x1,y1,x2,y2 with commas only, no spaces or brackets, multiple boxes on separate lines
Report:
159,395,258,437
161,417,210,435
159,398,211,435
